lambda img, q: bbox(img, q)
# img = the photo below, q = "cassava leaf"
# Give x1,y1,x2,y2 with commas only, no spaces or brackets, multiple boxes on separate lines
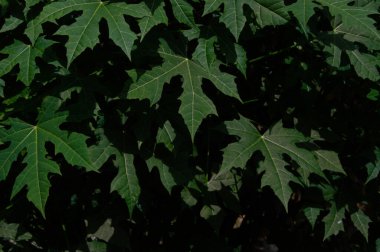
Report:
323,203,345,240
0,96,96,214
221,116,327,210
127,40,239,140
25,0,143,66
0,37,54,85
350,210,371,241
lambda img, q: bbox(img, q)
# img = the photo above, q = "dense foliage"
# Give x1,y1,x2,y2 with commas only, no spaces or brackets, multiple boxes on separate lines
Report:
0,0,379,251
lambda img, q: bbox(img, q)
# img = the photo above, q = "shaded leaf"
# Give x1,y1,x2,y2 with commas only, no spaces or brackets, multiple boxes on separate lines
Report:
127,40,239,139
350,210,371,241
25,0,142,66
111,152,140,212
323,204,345,240
222,117,326,210
304,207,322,229
0,37,54,85
286,0,317,35
0,97,95,214
0,16,23,33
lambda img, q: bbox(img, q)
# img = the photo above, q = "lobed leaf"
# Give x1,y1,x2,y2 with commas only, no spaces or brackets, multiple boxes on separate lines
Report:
0,97,95,214
127,40,239,140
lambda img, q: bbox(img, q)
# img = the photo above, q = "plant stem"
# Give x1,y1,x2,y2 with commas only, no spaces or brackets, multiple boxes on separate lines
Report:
249,44,298,63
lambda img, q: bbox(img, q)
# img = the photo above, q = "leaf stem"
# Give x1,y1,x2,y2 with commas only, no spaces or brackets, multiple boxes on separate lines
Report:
249,44,298,63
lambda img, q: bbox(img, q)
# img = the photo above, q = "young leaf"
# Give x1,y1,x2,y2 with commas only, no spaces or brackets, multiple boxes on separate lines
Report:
0,97,95,214
222,117,326,210
25,0,142,66
323,204,345,240
350,210,371,241
0,38,54,85
127,40,239,140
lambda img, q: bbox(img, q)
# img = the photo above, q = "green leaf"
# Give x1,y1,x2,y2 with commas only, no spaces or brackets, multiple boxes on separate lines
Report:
365,147,380,184
220,0,247,41
346,50,380,81
25,0,142,66
192,37,217,70
137,0,168,41
0,16,23,33
315,150,345,174
248,0,289,27
146,121,177,192
24,0,40,16
110,152,140,213
0,78,4,97
207,169,236,191
0,37,54,85
350,210,371,241
127,40,239,140
0,97,95,214
317,0,380,50
323,204,345,240
170,0,198,32
222,117,326,210
304,207,321,230
286,0,317,35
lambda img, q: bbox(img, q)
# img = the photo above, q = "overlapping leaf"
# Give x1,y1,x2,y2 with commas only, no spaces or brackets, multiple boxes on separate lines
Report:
220,116,341,210
0,37,54,85
127,40,239,139
0,97,95,214
25,0,145,66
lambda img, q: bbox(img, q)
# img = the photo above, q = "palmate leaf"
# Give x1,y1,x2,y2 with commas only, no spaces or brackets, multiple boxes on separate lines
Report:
0,97,95,214
221,116,338,211
127,40,239,140
318,0,380,50
350,210,372,241
203,0,288,40
25,0,144,66
0,37,54,85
